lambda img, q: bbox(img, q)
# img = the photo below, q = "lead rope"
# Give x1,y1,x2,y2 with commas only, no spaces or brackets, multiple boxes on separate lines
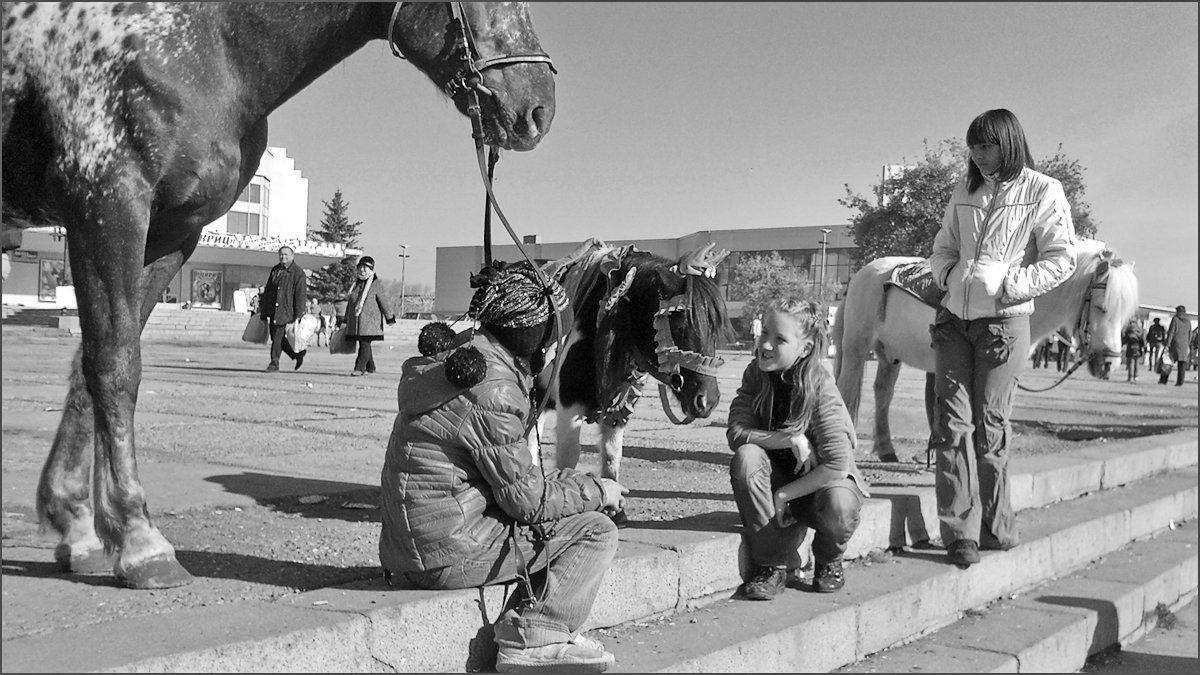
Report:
446,3,570,609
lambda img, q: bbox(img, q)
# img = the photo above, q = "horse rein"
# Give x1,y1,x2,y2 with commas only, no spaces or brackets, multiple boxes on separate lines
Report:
1017,260,1112,393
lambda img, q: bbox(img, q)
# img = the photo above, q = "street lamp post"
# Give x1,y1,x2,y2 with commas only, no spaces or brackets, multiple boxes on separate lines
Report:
818,228,831,295
398,244,410,316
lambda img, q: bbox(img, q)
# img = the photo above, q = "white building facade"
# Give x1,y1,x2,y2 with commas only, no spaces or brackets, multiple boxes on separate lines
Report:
2,147,356,312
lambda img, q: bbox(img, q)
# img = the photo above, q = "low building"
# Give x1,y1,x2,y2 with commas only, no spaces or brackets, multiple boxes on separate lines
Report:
1,147,357,312
434,225,857,329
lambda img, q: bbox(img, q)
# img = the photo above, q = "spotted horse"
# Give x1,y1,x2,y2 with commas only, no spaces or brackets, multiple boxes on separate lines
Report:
1,2,556,588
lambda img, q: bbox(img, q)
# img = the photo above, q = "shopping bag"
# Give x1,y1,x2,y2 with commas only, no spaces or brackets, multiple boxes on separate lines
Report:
241,315,268,344
1156,353,1174,377
286,315,320,352
328,326,356,355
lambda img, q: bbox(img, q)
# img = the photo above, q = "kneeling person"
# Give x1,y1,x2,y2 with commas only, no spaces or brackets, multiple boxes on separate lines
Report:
379,261,628,673
728,300,869,599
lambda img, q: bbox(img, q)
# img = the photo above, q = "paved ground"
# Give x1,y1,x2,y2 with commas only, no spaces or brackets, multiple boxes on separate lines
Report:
2,327,1196,645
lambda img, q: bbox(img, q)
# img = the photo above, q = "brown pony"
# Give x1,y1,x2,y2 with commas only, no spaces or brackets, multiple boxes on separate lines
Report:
2,2,555,588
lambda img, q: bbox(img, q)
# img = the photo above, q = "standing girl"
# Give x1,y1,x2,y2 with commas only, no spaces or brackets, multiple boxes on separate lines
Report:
342,256,396,377
727,299,868,600
927,109,1076,566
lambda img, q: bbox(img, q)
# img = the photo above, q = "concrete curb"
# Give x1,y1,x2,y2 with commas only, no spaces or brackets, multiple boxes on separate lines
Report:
602,469,1198,673
1,433,1195,673
839,520,1199,673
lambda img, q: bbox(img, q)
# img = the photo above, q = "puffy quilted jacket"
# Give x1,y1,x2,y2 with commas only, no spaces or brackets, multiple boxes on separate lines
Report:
379,330,606,573
929,168,1076,320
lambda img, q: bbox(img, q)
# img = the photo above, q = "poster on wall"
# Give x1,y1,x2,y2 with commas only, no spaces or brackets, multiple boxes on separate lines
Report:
38,258,66,301
190,269,223,310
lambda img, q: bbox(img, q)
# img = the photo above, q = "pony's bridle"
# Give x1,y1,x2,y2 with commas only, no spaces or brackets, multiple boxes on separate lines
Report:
1017,258,1115,393
1074,259,1117,361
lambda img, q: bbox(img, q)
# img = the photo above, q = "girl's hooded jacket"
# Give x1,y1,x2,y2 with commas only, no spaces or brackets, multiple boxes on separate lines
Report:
929,167,1076,320
379,330,606,574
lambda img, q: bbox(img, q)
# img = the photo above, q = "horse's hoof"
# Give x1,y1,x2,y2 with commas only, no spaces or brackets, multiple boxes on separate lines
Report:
117,556,195,589
878,453,900,463
54,544,112,574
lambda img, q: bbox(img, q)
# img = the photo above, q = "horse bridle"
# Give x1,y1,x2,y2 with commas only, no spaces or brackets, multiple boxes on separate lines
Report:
388,3,557,99
1018,258,1114,393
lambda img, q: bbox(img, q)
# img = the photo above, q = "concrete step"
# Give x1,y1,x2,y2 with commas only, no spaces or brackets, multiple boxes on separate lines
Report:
835,520,1198,673
601,468,1197,673
0,434,1194,673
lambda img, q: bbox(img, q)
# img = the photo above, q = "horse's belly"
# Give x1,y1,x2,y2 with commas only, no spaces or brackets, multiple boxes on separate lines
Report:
878,291,937,372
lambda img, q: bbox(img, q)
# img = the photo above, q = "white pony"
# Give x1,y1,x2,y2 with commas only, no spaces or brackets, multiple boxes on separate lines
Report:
834,239,1139,461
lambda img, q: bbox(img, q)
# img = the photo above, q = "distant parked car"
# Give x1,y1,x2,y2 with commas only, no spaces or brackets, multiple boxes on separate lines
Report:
402,312,441,321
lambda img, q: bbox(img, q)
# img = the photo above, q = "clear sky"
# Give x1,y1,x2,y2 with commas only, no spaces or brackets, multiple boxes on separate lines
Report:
268,2,1198,312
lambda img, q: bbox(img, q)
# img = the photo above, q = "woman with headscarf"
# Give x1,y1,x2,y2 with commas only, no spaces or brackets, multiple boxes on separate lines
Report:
341,255,396,376
378,261,628,673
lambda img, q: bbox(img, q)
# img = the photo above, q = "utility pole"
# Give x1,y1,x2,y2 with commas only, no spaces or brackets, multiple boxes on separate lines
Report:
398,244,410,316
819,228,831,297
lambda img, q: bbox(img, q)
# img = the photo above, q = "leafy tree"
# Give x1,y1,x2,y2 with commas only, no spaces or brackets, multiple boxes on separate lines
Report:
728,252,812,323
838,139,965,268
1039,144,1098,239
307,188,363,302
840,139,1098,267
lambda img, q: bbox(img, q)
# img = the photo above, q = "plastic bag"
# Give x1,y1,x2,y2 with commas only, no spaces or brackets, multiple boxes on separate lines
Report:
286,314,321,352
241,315,268,344
328,326,356,355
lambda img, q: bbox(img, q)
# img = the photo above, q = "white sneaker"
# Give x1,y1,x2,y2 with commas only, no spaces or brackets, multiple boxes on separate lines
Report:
496,634,615,673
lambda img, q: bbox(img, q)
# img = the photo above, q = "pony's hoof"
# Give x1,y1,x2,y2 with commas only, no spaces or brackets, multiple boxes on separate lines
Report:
878,452,900,463
54,544,111,574
117,556,195,589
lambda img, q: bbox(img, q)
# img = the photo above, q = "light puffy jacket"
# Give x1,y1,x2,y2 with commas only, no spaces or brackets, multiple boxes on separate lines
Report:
929,168,1076,320
379,330,606,574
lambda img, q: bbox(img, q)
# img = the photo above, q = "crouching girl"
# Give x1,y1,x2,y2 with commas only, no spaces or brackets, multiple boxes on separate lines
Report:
727,299,869,600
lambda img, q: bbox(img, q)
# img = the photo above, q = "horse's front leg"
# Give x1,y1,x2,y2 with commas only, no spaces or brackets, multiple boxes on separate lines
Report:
49,194,192,588
553,402,588,471
872,357,902,462
597,422,626,481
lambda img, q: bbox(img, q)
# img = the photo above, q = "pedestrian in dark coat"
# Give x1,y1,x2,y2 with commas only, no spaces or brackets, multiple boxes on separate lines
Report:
259,245,309,372
1159,305,1192,386
342,256,396,376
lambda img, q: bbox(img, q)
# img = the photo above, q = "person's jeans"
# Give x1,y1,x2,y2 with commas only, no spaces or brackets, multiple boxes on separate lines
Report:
353,340,376,373
929,307,1027,549
729,444,864,568
268,320,302,367
402,511,618,649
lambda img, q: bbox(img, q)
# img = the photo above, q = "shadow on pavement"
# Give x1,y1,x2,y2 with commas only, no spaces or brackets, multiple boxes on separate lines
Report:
206,472,382,522
621,444,728,467
623,510,740,533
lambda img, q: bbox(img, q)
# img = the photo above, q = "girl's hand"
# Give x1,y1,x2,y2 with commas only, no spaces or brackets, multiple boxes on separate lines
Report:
774,490,796,528
789,433,812,474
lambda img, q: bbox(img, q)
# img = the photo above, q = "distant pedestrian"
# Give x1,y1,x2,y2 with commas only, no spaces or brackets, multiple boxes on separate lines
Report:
1146,317,1166,369
1158,305,1191,386
1054,330,1074,372
750,313,763,341
727,299,868,600
259,246,308,372
341,256,396,377
1121,319,1146,383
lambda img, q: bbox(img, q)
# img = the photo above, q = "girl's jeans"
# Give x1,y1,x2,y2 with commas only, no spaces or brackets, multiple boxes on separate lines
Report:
930,307,1028,549
402,511,617,649
730,444,864,569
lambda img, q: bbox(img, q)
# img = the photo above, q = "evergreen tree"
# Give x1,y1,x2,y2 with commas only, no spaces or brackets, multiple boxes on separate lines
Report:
308,188,364,302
